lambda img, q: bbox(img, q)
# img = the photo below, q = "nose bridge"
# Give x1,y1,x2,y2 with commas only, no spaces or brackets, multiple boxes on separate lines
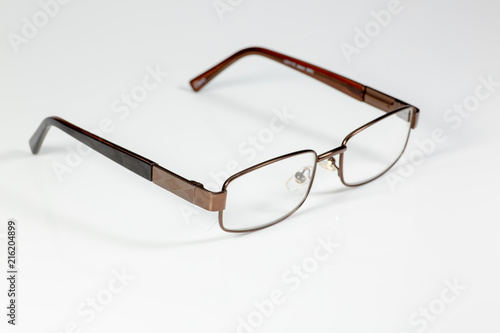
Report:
317,145,347,162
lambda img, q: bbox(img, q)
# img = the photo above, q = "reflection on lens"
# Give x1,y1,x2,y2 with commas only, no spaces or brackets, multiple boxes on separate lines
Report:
221,151,317,232
341,107,413,185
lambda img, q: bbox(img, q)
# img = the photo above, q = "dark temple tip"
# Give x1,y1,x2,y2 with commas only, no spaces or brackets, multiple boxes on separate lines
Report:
29,127,44,155
28,136,40,154
29,117,54,155
189,76,207,92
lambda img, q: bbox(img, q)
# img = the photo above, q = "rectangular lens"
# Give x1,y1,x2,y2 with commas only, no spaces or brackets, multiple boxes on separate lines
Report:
220,151,317,232
341,107,413,186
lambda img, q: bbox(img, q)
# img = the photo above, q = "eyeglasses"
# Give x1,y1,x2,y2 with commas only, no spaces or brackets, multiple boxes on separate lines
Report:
30,47,419,232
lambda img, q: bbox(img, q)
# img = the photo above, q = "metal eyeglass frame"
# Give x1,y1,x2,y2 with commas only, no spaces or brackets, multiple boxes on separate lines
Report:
29,47,419,232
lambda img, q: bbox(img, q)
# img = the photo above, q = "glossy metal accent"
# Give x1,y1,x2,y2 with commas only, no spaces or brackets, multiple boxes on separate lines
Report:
152,165,226,211
319,157,338,172
363,87,405,112
193,182,227,212
317,146,347,162
363,86,419,129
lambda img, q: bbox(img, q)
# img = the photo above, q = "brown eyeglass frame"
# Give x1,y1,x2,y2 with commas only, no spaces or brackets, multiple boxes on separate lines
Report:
29,47,419,232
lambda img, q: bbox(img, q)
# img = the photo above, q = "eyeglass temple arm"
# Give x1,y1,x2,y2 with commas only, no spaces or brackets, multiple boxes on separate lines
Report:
29,117,226,211
190,47,419,129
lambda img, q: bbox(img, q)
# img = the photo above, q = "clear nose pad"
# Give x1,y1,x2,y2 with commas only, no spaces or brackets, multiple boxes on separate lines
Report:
319,157,338,172
286,166,313,191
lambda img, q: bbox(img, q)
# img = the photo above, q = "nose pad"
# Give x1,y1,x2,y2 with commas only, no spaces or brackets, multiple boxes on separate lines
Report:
286,166,313,191
319,157,338,172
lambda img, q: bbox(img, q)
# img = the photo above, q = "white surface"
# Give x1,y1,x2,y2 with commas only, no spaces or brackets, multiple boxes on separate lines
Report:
1,0,499,332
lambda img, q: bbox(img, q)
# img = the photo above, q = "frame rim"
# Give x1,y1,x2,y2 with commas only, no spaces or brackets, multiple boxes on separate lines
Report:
339,106,415,187
219,149,319,233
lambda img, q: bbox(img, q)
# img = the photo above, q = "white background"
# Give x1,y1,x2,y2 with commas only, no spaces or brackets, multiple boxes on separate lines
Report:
1,0,499,332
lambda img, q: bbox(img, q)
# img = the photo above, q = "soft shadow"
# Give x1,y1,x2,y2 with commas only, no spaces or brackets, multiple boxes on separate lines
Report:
0,149,32,161
313,185,352,196
176,81,345,146
0,146,65,162
177,71,283,93
1,187,247,249
291,186,353,219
